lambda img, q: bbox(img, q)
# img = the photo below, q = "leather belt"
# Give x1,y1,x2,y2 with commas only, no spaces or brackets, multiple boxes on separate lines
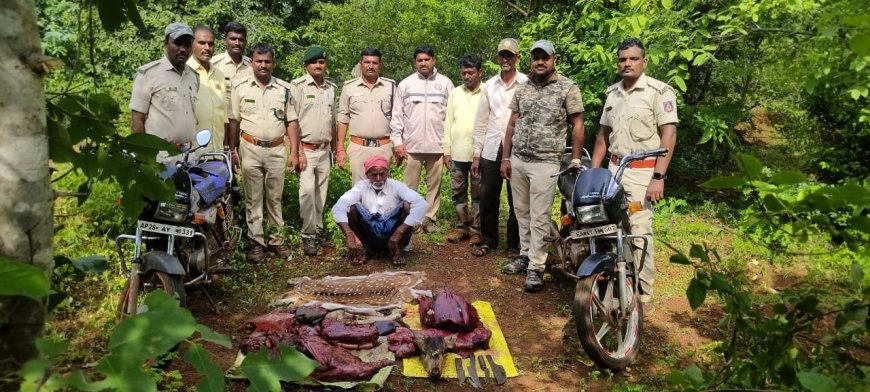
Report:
611,154,657,169
350,135,391,147
301,141,329,151
241,132,284,148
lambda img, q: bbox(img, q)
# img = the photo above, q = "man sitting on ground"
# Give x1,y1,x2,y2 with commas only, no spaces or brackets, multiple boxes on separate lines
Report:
331,156,428,266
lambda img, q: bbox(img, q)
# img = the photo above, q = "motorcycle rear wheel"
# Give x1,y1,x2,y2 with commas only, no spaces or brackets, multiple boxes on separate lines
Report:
116,270,186,323
574,271,643,370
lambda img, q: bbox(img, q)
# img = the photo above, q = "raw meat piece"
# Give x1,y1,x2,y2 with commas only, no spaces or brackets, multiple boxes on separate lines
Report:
415,325,492,358
239,331,299,355
418,288,479,332
387,327,417,358
320,318,379,345
246,310,297,332
298,335,394,381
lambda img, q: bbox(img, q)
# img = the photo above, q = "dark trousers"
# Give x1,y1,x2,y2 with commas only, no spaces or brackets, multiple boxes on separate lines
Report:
478,146,519,250
347,202,412,255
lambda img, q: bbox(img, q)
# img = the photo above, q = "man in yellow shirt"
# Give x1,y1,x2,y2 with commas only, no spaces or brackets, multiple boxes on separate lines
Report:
442,54,483,246
186,25,227,151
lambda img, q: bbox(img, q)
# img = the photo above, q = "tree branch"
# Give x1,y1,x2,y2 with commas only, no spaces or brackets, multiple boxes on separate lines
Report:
504,0,529,17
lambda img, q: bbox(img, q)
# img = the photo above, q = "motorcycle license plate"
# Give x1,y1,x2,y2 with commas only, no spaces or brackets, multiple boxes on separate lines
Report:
137,220,195,238
571,224,618,239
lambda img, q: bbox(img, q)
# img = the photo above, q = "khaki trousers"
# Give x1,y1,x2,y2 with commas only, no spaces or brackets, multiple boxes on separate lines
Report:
403,153,443,221
510,157,559,272
611,166,655,299
239,140,286,247
347,141,394,184
299,148,331,239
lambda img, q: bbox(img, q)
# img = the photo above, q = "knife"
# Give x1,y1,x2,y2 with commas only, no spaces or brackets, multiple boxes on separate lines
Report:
467,354,482,388
478,355,490,382
486,354,507,385
455,358,465,385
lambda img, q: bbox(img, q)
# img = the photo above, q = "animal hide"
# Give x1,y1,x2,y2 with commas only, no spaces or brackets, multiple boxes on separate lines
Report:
298,335,395,381
271,271,428,313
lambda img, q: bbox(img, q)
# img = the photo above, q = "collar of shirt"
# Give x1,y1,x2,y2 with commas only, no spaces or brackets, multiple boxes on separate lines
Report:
219,51,251,66
186,57,214,77
161,55,191,76
356,77,385,88
249,76,279,89
460,84,482,95
618,72,649,94
529,70,560,87
415,68,439,81
304,72,328,88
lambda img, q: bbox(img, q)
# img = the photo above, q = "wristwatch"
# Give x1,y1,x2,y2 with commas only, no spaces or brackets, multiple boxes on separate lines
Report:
653,172,667,180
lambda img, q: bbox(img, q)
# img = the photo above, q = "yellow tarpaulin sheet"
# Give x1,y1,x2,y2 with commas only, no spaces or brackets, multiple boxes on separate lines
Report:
401,300,518,378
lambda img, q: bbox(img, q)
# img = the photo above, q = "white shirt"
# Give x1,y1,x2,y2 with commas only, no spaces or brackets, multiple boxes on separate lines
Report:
332,178,428,226
473,72,529,161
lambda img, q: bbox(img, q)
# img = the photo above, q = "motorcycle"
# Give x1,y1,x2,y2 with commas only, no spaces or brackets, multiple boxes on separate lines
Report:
114,129,241,320
548,147,669,370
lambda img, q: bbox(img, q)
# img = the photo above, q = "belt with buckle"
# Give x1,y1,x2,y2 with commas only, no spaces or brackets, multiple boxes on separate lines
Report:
611,153,657,169
301,141,329,151
350,135,391,147
241,132,284,148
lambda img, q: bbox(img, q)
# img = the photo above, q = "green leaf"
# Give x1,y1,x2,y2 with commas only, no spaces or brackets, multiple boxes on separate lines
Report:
680,49,693,61
736,153,763,180
848,33,870,55
121,0,148,33
689,244,710,263
700,176,746,189
47,117,77,163
672,75,687,92
849,215,870,235
109,291,196,362
93,355,156,392
797,371,836,392
661,0,673,10
240,345,319,391
88,93,121,121
835,305,867,328
121,133,177,151
851,263,864,287
185,343,225,392
670,253,692,265
72,255,109,274
769,170,807,185
686,279,707,309
762,194,787,213
795,296,819,313
96,0,124,32
196,324,232,348
0,255,51,299
36,338,69,359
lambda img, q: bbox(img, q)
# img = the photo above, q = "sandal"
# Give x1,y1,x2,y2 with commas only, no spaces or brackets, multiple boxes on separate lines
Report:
471,245,492,257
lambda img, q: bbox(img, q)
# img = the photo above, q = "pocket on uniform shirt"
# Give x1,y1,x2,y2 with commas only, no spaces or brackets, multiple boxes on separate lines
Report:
628,107,656,141
155,89,181,111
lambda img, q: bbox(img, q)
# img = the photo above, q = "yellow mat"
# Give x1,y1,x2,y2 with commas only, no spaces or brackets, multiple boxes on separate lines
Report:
401,301,518,378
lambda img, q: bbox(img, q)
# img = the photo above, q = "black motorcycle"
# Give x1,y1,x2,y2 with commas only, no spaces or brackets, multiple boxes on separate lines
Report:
115,130,241,319
549,147,668,370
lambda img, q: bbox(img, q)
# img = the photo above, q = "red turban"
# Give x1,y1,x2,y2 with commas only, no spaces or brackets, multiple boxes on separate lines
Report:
364,155,389,172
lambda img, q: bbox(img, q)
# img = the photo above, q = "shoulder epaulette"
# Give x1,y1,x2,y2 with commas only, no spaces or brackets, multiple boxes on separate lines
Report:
274,78,291,89
380,77,396,84
136,60,162,75
605,83,620,94
290,76,307,86
232,77,251,88
343,77,360,86
645,76,672,94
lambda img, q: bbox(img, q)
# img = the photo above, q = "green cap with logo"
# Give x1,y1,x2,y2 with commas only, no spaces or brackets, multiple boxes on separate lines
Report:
302,46,327,63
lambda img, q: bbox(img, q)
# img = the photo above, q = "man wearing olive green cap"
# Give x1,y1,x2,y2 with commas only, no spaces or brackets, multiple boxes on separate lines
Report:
130,22,199,144
288,46,337,256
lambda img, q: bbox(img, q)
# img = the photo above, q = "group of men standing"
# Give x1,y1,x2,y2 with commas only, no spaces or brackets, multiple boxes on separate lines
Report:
129,22,678,304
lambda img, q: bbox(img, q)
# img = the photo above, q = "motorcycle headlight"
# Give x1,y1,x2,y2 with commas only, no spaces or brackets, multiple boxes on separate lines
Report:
154,201,189,223
576,203,608,224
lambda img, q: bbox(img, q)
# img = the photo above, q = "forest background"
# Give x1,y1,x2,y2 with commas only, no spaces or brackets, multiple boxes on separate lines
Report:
1,0,868,390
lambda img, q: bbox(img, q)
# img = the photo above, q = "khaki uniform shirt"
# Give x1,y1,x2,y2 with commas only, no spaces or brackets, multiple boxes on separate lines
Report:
211,51,252,114
336,77,395,139
129,56,199,144
390,70,454,154
599,73,679,157
231,75,292,140
186,57,227,150
288,73,336,145
443,84,482,162
509,72,584,164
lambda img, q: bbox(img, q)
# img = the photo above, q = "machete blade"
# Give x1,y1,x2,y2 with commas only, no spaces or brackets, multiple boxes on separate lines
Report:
467,354,482,388
486,354,507,385
478,354,490,382
455,357,465,385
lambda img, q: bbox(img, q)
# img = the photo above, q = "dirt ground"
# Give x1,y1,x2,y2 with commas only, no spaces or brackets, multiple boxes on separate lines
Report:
176,234,720,391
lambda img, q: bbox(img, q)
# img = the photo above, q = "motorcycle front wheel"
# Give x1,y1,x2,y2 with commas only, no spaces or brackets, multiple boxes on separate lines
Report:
116,270,186,322
574,271,643,370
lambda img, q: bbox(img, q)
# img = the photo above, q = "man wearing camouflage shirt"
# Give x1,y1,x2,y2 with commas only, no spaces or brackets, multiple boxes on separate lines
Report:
500,40,585,292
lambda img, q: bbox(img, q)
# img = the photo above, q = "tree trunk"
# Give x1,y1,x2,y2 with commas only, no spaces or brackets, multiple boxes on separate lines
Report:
0,0,53,386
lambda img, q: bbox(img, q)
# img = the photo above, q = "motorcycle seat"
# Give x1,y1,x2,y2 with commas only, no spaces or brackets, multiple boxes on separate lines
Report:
190,160,230,204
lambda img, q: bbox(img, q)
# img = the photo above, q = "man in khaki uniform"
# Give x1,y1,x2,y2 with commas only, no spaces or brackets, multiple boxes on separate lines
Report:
590,38,679,311
187,25,227,152
212,21,251,127
335,47,396,184
228,43,299,263
288,46,337,256
130,22,198,145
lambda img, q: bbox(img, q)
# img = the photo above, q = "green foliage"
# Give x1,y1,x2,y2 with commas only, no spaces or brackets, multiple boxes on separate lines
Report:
666,243,869,390
240,345,320,392
0,256,51,300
